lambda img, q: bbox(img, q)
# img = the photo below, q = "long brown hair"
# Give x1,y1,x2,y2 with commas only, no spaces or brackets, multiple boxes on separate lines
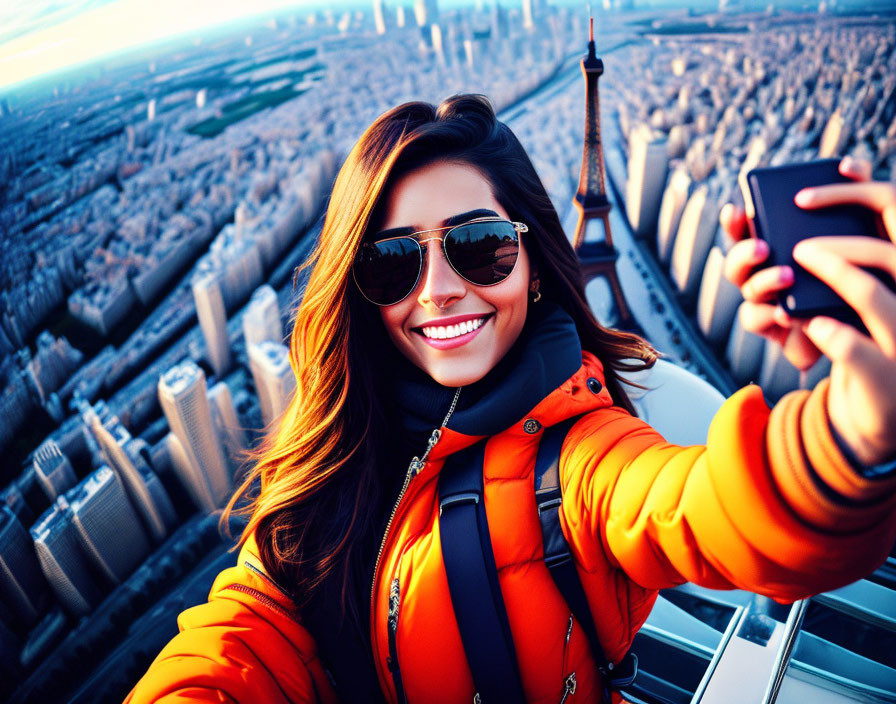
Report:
222,94,656,619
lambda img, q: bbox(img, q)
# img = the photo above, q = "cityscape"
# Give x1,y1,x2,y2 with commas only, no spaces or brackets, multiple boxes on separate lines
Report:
1,0,895,702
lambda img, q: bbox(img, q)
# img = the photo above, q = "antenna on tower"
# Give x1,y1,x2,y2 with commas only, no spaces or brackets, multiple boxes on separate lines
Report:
590,15,594,43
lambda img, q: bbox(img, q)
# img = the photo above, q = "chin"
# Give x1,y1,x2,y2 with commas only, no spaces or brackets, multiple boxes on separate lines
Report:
420,359,492,388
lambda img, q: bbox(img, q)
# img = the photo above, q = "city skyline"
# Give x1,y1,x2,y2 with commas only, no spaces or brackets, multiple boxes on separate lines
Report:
0,3,894,700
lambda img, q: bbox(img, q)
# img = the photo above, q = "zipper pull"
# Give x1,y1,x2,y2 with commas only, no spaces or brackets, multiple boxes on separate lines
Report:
408,456,423,477
388,577,401,630
427,427,442,449
559,672,577,704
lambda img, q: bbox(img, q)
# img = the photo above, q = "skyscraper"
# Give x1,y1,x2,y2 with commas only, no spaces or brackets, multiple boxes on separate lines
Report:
248,342,296,427
373,0,387,34
243,284,283,348
162,432,217,513
158,361,231,511
207,381,246,479
656,167,692,265
571,17,631,325
67,466,150,586
414,0,439,27
82,405,175,544
192,273,230,378
625,124,669,239
31,497,103,617
32,439,78,501
0,506,49,631
670,184,719,301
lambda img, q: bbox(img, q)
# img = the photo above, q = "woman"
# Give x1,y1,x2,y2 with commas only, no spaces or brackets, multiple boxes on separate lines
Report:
127,94,896,703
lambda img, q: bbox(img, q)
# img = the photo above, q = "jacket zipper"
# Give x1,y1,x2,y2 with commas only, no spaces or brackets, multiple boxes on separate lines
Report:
387,577,408,704
559,614,577,703
369,388,462,611
220,582,295,620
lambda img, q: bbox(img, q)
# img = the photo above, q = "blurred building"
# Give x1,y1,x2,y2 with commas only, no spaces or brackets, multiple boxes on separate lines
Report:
67,465,150,586
30,496,103,617
158,361,231,512
248,341,295,427
32,439,78,502
626,124,669,239
192,273,231,378
82,404,176,544
243,284,283,348
0,506,50,632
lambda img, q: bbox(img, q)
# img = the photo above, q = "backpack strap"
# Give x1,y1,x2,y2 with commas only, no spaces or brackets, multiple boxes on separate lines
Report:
535,417,638,702
439,440,527,704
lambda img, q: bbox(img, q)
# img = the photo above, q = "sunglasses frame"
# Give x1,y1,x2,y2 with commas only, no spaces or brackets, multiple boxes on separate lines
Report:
353,216,529,307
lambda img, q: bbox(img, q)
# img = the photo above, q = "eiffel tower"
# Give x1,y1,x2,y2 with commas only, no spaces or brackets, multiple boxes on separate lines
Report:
572,16,631,325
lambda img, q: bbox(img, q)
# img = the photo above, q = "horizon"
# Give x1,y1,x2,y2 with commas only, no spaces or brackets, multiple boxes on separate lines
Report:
0,0,734,96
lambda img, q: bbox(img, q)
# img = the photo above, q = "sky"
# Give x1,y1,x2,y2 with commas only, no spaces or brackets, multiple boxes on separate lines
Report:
0,0,372,93
0,0,730,93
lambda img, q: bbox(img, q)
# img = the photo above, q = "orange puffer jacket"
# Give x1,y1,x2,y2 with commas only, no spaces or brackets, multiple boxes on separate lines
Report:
126,310,896,704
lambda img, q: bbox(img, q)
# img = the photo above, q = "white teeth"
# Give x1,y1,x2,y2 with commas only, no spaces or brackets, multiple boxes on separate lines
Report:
421,317,486,340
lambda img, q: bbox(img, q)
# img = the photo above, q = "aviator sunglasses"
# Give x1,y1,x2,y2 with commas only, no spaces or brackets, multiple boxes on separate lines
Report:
353,217,529,306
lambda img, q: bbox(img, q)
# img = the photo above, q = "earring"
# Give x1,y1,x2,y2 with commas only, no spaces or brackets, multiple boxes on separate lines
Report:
529,278,541,303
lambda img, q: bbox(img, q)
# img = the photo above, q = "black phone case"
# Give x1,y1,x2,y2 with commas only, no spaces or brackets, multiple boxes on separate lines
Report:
746,159,884,324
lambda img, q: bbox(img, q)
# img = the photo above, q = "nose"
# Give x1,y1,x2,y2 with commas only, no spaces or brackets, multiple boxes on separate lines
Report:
416,239,466,309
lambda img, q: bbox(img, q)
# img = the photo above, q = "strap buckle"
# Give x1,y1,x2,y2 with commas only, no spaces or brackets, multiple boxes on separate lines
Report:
604,652,638,689
439,491,480,516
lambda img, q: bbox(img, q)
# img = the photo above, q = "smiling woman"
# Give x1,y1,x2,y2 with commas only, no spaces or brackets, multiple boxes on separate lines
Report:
126,94,896,704
375,162,532,387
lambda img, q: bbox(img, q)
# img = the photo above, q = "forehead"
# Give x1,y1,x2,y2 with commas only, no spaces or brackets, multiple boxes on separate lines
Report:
380,161,507,229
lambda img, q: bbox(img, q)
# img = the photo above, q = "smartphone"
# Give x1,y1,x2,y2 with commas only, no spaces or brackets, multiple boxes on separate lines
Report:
744,159,889,328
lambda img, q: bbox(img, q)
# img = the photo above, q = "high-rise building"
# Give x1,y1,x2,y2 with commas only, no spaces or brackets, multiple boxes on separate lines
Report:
32,439,78,501
248,342,296,427
208,382,246,479
67,466,150,586
414,0,439,27
626,124,669,239
670,184,719,301
243,284,283,348
0,506,49,631
158,361,231,511
31,497,103,617
373,0,387,34
522,0,535,29
656,167,692,265
162,432,216,513
82,405,175,543
192,273,230,378
696,246,743,348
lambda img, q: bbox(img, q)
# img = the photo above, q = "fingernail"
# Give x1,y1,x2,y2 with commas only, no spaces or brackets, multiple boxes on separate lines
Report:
794,189,813,206
754,239,768,257
780,267,794,284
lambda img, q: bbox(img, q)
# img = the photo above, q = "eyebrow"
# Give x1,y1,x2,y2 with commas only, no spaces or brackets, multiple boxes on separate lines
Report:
373,208,500,240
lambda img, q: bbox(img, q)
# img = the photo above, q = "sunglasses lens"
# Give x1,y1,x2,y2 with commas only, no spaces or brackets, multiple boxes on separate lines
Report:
354,238,421,305
445,220,519,286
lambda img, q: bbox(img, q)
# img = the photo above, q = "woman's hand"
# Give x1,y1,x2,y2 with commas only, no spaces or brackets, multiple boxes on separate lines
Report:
722,156,896,465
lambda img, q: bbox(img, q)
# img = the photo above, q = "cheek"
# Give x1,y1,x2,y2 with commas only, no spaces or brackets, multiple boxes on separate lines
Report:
379,304,410,347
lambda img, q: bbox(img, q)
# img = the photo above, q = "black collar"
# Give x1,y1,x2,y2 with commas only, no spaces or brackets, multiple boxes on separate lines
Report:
387,302,583,439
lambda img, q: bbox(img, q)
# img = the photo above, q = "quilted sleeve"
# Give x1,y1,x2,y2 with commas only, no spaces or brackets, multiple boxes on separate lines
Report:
124,559,338,704
559,378,896,602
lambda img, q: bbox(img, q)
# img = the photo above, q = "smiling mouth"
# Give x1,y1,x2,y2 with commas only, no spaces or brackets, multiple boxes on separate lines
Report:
415,315,492,340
